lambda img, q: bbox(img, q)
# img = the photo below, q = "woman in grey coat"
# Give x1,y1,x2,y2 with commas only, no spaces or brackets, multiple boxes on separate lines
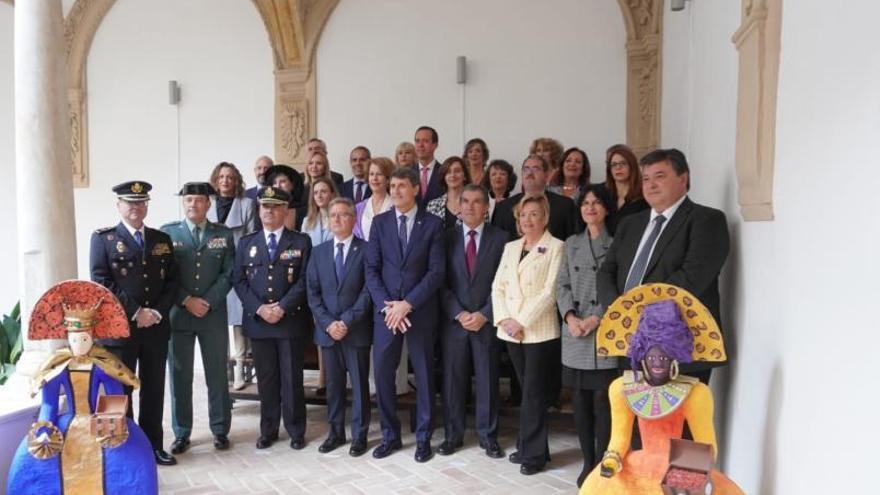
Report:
556,184,618,487
208,162,256,390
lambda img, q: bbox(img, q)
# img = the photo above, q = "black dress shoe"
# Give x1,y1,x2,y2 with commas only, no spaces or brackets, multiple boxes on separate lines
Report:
414,441,433,463
508,451,522,464
436,440,460,456
290,437,306,450
170,437,190,455
213,435,230,450
372,439,402,459
256,435,277,449
318,436,346,453
154,449,177,466
480,439,504,459
349,439,368,457
520,463,542,476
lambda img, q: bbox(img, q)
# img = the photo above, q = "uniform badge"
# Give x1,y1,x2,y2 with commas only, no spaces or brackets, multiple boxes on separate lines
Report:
265,187,276,198
288,266,294,283
116,241,126,253
131,182,144,193
173,241,183,248
207,237,227,249
106,234,115,241
160,268,165,279
249,245,257,258
120,267,128,276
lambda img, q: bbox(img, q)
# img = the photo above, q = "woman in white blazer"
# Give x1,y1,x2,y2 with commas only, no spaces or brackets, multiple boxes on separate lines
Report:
208,162,256,390
491,194,564,476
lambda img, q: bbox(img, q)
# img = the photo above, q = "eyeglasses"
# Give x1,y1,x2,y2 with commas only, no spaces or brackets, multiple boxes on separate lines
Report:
329,212,354,219
609,161,629,169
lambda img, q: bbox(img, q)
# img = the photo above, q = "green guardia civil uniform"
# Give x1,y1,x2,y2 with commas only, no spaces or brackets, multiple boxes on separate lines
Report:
161,217,235,439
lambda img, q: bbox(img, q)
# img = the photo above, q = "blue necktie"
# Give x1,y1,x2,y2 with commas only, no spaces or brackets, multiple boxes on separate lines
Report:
355,182,364,203
624,214,667,291
398,214,408,253
134,230,144,250
335,242,345,283
268,232,277,260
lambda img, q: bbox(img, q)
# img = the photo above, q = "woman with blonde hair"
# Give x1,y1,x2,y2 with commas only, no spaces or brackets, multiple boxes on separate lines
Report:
300,176,338,246
491,194,564,476
395,142,417,167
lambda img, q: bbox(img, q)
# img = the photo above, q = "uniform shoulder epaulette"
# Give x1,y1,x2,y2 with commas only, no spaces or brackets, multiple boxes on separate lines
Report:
94,226,115,234
159,220,184,229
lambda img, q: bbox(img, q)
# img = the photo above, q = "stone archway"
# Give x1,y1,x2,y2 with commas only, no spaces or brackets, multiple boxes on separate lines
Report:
59,0,663,183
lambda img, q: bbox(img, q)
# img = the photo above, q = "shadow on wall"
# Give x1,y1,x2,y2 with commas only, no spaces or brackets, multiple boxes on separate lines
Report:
758,363,782,495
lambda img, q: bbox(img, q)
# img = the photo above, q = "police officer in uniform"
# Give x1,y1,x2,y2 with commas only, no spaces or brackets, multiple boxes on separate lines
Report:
161,182,235,454
89,180,179,466
233,186,312,450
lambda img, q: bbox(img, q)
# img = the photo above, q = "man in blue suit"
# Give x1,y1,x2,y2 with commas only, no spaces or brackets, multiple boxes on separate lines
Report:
439,184,510,459
365,167,445,463
411,126,443,208
340,146,373,204
306,197,373,457
233,186,312,450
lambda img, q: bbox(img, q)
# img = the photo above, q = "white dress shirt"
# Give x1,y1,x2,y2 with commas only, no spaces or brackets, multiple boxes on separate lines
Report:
625,194,688,284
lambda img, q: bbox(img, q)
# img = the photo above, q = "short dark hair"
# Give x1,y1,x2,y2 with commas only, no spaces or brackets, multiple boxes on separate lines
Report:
415,126,439,144
522,154,549,172
640,148,690,190
438,156,472,194
461,184,490,204
390,166,420,188
481,159,517,199
580,183,612,210
350,146,371,159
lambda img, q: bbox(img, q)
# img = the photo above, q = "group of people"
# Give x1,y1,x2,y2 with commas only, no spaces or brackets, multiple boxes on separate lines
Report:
85,125,730,488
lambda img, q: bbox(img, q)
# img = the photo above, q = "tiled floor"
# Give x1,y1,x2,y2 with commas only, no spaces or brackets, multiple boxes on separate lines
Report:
154,370,582,494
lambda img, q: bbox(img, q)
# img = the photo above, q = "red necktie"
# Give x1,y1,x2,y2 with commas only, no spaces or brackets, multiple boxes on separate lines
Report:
466,230,477,278
420,166,430,196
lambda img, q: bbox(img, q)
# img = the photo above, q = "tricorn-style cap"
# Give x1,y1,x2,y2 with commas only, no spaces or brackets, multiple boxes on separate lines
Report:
177,182,216,197
257,186,291,205
112,181,152,201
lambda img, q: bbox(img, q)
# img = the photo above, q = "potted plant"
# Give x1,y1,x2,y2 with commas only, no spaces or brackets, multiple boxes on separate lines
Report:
0,303,39,489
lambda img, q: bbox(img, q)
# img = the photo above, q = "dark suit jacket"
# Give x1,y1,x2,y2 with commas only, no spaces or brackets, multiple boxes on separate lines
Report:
597,197,730,357
90,222,179,345
307,237,373,348
491,190,580,241
341,178,373,203
233,229,312,339
411,161,443,208
442,224,510,341
364,208,445,328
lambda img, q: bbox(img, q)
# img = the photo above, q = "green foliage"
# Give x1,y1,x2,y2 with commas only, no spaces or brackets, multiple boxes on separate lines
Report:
0,302,22,386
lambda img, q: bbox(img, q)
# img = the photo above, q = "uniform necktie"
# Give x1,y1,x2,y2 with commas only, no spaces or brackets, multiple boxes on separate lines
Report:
268,232,277,260
193,226,201,245
624,214,667,291
420,166,429,196
335,242,345,283
134,230,144,250
466,230,478,278
398,214,408,252
355,181,364,203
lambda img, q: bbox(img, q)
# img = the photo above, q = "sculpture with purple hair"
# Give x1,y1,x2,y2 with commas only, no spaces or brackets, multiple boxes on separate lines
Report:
627,300,693,373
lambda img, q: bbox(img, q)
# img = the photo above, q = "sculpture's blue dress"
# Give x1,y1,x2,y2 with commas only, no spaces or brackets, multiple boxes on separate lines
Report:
7,362,157,495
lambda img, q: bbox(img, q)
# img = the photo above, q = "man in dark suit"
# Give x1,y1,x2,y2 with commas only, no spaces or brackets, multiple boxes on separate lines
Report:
161,182,235,454
245,155,273,201
492,154,579,241
90,180,179,466
340,146,373,204
365,167,445,463
597,148,730,384
439,184,510,459
233,186,312,450
411,126,443,208
306,197,373,457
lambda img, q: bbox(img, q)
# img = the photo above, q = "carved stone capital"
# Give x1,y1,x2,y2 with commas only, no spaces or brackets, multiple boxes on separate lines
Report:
618,0,664,158
732,0,781,221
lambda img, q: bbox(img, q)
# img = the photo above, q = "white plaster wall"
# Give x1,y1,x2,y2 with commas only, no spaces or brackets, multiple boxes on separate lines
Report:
0,3,19,314
316,0,626,182
663,1,880,493
76,0,274,278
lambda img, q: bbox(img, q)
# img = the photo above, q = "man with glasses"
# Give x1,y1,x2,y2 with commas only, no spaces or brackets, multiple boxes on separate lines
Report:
491,154,579,240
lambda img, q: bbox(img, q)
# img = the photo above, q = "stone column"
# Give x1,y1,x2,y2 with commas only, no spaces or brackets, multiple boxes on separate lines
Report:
14,0,78,376
274,65,315,170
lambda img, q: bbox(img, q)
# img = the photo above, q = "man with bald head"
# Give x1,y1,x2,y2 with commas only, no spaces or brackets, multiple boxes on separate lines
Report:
245,155,274,201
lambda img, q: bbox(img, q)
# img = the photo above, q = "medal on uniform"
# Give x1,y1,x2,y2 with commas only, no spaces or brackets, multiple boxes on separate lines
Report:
160,268,165,279
288,266,294,283
249,245,257,258
120,267,127,276
116,241,126,253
